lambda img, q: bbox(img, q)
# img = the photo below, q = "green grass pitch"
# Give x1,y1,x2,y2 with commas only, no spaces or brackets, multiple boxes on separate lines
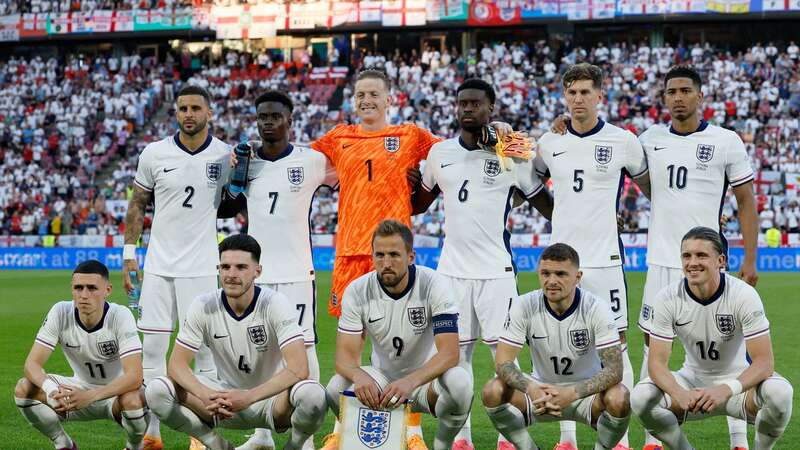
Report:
1,270,797,449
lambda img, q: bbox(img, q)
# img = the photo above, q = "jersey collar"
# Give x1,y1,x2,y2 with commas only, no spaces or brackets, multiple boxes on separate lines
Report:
174,132,213,156
458,136,481,151
74,302,109,333
221,286,261,321
378,265,416,300
258,144,294,162
669,120,708,137
684,273,725,306
544,288,581,321
567,119,605,138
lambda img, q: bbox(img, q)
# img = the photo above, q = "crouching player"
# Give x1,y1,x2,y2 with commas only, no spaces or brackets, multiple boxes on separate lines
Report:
483,243,631,450
15,260,146,450
631,227,792,450
322,220,472,450
145,234,326,450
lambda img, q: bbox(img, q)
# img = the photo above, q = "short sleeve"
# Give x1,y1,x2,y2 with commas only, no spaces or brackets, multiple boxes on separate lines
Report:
415,126,440,160
726,133,755,187
428,272,458,318
516,159,544,199
648,289,676,343
420,151,438,192
35,303,63,351
337,283,364,335
498,295,529,349
175,297,206,353
625,133,648,178
533,152,549,178
133,146,154,191
311,126,341,164
267,292,304,349
737,284,770,340
590,296,621,350
115,307,143,359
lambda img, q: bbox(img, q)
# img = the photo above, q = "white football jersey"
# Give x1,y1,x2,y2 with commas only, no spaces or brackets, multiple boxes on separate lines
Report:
422,137,544,279
640,122,755,268
35,302,142,385
176,286,304,390
133,133,231,277
244,145,337,284
338,265,459,380
535,121,647,267
649,274,770,377
500,289,620,384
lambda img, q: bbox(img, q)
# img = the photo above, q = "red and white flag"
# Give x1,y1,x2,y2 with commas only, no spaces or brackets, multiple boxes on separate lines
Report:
382,0,426,26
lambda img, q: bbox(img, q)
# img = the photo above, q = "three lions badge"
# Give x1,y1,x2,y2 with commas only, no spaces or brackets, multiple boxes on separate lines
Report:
340,392,408,450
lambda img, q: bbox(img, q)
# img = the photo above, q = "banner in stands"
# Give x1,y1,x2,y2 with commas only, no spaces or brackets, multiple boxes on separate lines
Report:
426,0,469,20
0,14,19,41
3,247,799,272
467,1,522,26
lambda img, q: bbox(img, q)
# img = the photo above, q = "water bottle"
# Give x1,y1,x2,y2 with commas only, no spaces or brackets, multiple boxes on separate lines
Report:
229,142,252,195
128,271,140,314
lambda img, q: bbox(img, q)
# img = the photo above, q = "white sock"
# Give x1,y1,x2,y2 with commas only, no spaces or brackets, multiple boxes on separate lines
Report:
619,345,633,447
559,421,577,445
485,403,536,450
432,367,473,450
15,397,73,449
453,343,475,443
286,381,327,450
142,333,169,438
727,416,749,449
754,377,793,450
487,343,514,447
595,411,630,450
121,408,148,450
640,343,661,446
630,381,691,450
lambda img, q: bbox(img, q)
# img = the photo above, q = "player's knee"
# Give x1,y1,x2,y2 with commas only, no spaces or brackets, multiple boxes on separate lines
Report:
144,376,174,414
481,377,507,408
603,384,630,417
14,377,36,399
439,366,472,411
759,377,793,420
324,374,349,416
292,380,327,414
119,389,144,410
630,381,661,418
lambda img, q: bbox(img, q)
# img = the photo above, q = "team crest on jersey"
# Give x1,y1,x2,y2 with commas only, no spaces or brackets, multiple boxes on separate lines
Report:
569,329,590,350
384,136,400,153
696,144,715,162
641,304,653,321
715,314,735,336
484,159,501,177
206,162,222,181
248,325,268,346
358,408,391,448
594,145,613,165
407,307,427,328
97,340,118,358
287,167,304,185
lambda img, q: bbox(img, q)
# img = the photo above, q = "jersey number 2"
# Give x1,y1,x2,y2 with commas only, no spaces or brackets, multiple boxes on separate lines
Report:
182,186,195,208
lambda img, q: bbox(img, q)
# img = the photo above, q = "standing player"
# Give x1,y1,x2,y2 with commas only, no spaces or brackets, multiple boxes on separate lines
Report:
144,234,327,450
412,78,553,450
631,227,791,450
635,65,759,450
15,260,146,450
535,63,648,450
123,85,230,450
483,243,630,450
218,90,337,450
323,220,472,450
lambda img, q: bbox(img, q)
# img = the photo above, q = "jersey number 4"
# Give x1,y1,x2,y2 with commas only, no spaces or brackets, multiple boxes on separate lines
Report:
238,355,252,373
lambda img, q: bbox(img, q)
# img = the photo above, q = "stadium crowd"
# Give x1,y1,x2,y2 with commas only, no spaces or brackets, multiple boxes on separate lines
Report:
1,39,799,242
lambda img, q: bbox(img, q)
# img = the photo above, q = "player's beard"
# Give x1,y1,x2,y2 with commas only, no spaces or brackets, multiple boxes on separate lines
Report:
379,269,407,288
179,119,207,137
223,279,253,299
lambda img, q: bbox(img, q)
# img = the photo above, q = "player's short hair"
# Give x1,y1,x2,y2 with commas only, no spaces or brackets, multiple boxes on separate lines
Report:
539,243,580,268
457,78,496,105
176,84,211,106
372,220,414,253
681,226,725,256
218,234,261,263
355,68,391,92
665,65,703,90
73,259,109,280
562,63,603,90
255,90,294,113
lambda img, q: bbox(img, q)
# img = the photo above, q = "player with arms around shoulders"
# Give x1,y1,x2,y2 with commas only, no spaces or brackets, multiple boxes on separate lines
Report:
145,234,327,450
483,243,630,450
15,260,146,450
123,84,231,450
323,220,472,450
631,227,791,450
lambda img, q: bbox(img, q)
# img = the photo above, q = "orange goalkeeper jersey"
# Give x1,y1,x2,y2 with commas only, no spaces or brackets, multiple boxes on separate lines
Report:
312,123,440,256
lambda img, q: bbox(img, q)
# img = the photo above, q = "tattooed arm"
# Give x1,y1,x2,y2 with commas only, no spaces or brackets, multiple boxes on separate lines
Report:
574,345,623,398
497,360,531,392
122,184,151,293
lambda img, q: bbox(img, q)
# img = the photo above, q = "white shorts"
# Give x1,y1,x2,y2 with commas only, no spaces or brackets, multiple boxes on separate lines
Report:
580,266,628,332
353,366,443,415
137,273,218,334
258,280,316,346
441,275,518,345
195,375,280,431
638,264,684,333
522,388,597,426
48,374,117,422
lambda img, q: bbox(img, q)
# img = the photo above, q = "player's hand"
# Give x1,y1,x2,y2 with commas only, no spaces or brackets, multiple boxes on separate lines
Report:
526,383,552,416
353,371,382,410
211,389,252,413
406,165,421,191
739,261,759,287
550,115,570,135
489,121,513,140
694,385,733,413
542,384,578,411
53,386,95,412
379,377,416,409
671,388,703,415
122,259,140,295
617,213,625,233
198,388,228,416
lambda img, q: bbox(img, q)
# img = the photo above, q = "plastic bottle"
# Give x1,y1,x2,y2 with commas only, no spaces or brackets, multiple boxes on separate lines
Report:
229,142,252,195
128,271,140,314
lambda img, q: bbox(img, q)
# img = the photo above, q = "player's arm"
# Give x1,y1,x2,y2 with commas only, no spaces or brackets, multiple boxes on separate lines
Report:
648,336,700,413
57,354,143,411
733,181,759,286
217,186,247,219
247,339,309,403
335,331,383,409
122,184,151,293
634,171,652,199
167,344,210,398
495,342,550,415
573,345,623,398
527,187,554,221
411,185,440,215
23,342,55,395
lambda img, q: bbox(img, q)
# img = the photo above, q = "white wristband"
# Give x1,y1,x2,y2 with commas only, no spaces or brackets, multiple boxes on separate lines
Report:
123,244,137,260
41,378,59,397
723,379,743,396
